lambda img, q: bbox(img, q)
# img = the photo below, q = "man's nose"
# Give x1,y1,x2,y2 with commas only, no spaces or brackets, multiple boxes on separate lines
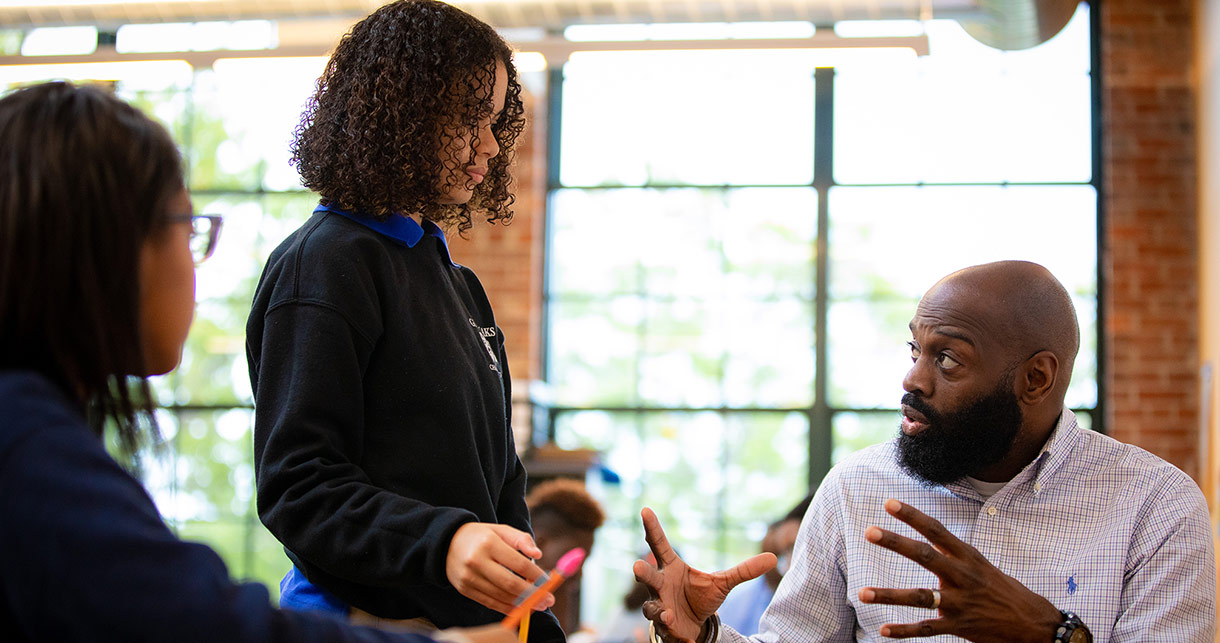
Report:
902,358,932,398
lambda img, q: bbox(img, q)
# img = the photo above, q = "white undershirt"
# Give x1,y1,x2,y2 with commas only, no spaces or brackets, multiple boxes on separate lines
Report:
964,476,1008,500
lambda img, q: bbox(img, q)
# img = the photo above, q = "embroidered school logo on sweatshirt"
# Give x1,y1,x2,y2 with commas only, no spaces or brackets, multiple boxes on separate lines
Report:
469,318,500,373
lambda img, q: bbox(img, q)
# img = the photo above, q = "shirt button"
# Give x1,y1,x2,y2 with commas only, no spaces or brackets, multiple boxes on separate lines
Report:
986,507,997,516
1034,482,1042,492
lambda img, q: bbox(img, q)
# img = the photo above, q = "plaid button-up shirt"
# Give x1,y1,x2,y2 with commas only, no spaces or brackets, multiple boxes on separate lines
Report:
720,410,1216,643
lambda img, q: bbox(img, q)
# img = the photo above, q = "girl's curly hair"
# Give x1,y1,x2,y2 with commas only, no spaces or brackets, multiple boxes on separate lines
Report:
291,0,525,234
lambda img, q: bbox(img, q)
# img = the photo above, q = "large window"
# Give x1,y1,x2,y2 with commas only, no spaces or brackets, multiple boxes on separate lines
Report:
544,7,1096,626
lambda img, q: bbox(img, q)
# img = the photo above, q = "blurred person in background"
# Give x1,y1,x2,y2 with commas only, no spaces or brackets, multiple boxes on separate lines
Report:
716,495,811,637
526,479,606,636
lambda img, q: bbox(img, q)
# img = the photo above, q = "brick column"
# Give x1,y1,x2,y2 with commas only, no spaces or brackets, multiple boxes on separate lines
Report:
1101,0,1201,478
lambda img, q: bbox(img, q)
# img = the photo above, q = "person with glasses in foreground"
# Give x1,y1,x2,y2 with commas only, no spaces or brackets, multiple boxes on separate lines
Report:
0,81,514,643
633,261,1215,643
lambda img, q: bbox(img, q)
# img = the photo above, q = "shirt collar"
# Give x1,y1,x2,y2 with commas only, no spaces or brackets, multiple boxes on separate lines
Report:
1028,407,1082,494
314,203,456,265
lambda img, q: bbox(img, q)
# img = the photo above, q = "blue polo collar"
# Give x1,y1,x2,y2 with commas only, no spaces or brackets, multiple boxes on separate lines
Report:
315,203,455,265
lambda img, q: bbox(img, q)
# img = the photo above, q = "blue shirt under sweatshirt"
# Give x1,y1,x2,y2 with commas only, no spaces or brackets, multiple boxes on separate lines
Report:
0,369,438,643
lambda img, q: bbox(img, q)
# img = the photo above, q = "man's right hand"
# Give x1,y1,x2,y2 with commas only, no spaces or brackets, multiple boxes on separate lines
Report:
632,508,776,643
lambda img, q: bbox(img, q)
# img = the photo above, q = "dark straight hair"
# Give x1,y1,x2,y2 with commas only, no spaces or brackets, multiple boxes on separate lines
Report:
0,81,185,457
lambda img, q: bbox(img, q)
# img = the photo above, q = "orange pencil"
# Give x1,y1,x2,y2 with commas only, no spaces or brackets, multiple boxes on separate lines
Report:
501,547,587,630
518,612,530,643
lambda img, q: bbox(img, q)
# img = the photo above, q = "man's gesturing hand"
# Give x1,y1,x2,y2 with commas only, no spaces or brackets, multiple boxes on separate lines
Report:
632,507,776,643
858,500,1062,642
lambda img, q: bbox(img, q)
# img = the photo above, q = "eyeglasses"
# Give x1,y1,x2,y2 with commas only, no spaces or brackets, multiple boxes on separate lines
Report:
166,214,223,264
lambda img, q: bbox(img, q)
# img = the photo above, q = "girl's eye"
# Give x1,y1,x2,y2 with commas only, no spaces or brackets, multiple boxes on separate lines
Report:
935,353,961,369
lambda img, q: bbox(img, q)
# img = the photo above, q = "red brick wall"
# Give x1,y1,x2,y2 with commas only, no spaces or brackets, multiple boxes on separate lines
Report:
1102,0,1201,479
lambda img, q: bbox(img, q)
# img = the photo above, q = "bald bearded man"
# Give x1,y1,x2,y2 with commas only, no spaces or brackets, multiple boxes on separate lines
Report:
633,261,1215,643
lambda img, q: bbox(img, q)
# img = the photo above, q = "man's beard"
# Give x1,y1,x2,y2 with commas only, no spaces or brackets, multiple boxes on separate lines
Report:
896,372,1023,486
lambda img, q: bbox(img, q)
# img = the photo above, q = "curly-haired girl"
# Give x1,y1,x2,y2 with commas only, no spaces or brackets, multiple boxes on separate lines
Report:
245,2,562,641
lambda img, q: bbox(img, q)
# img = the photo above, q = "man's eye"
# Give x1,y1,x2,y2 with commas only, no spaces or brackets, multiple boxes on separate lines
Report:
936,353,960,369
907,341,920,362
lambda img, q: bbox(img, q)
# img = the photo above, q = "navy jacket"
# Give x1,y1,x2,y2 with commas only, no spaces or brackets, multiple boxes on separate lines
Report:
0,369,436,643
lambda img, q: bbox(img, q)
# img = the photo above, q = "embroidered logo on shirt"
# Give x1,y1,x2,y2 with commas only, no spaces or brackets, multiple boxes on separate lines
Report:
1066,575,1077,595
469,318,501,373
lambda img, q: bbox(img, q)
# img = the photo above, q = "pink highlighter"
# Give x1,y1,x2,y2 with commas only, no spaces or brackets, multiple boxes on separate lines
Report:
501,547,587,630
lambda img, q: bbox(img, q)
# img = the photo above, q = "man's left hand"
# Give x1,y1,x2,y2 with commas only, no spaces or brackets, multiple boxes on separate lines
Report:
859,499,1063,642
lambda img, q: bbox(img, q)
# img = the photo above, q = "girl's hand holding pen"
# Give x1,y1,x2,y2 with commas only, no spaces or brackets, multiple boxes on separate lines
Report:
446,522,554,615
502,548,587,630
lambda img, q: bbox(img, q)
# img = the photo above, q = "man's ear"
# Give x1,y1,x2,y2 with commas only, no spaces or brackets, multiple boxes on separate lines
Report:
1018,350,1059,405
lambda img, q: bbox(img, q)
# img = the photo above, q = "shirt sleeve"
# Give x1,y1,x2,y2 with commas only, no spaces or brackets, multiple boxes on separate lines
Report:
719,473,855,643
252,298,478,589
0,422,438,643
1110,475,1216,643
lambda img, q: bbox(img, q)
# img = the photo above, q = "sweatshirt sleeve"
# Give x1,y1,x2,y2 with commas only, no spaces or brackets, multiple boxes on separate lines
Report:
0,420,437,643
251,297,478,589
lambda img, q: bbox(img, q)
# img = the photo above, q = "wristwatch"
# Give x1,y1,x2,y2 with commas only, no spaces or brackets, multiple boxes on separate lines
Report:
648,615,720,643
1053,611,1093,643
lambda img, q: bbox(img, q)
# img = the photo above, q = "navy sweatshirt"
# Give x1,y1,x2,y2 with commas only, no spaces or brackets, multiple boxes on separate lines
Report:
246,207,562,642
0,369,436,643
